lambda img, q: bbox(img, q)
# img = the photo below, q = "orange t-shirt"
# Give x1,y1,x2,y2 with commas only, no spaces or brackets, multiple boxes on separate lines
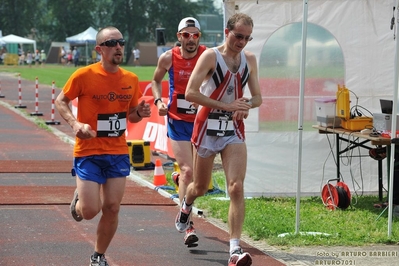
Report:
63,62,141,157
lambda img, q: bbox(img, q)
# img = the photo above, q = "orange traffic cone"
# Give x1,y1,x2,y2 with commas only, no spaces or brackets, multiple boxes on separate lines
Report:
153,159,167,186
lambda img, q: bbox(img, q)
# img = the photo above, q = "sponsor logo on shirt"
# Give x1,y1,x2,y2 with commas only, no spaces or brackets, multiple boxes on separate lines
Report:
92,92,132,102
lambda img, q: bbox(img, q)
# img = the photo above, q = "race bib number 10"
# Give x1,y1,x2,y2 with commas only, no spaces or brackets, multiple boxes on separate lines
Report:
97,112,127,137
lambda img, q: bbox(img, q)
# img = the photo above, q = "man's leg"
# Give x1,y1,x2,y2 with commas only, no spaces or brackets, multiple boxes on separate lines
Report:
170,140,194,205
95,177,126,254
221,143,252,266
175,153,214,232
75,177,102,220
221,143,247,240
170,140,199,245
185,152,215,204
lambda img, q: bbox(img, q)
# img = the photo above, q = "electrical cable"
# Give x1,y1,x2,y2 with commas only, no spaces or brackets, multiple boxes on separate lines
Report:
346,134,362,205
319,86,384,208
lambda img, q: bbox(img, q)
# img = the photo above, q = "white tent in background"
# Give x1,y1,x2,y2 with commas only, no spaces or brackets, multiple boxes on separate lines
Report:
223,0,396,236
66,26,98,65
0,34,36,52
223,0,395,196
66,26,97,45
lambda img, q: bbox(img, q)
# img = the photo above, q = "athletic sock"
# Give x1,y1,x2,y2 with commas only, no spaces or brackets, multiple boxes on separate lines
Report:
182,198,192,212
229,239,240,253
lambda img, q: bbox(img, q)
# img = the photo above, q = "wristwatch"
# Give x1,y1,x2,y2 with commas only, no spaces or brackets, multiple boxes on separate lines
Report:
154,98,162,105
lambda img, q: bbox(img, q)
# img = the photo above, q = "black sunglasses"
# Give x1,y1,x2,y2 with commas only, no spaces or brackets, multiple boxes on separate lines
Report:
99,39,126,47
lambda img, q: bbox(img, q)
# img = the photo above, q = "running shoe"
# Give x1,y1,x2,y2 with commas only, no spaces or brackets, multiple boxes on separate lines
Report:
70,188,83,222
228,246,252,266
175,198,192,232
90,254,109,266
184,221,199,247
172,172,180,187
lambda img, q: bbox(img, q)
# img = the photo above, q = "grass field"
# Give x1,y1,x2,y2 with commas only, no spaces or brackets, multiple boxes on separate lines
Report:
0,64,159,88
160,169,399,247
1,63,398,248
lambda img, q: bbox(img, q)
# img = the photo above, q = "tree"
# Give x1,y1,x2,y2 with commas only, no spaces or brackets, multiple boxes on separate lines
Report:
0,0,210,60
110,0,148,63
0,0,40,37
146,0,204,44
109,0,204,63
46,0,97,41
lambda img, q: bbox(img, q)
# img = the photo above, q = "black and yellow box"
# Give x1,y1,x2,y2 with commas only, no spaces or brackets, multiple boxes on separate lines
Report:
127,140,154,170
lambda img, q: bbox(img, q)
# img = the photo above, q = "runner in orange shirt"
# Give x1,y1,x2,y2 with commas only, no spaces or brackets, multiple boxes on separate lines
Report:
55,26,151,266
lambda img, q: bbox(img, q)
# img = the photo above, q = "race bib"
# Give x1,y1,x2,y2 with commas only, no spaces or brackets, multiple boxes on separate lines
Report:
176,94,196,115
206,113,235,137
96,112,127,137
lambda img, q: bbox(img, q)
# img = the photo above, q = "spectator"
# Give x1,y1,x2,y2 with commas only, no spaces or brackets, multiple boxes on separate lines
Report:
0,46,7,64
67,49,73,66
17,45,22,56
73,47,80,67
40,50,46,66
26,50,33,67
60,47,66,65
132,47,140,66
34,50,40,66
19,52,25,65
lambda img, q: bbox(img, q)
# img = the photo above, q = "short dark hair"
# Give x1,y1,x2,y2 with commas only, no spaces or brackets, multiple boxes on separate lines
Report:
226,13,253,31
96,26,121,44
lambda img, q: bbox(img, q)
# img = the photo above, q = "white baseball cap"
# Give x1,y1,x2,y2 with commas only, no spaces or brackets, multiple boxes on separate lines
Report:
178,17,201,32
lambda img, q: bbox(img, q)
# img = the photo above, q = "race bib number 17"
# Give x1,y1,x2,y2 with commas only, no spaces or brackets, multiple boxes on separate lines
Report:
206,113,235,137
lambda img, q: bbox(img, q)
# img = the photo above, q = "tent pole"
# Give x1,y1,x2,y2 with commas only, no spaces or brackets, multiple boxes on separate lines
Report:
388,1,399,238
295,0,308,235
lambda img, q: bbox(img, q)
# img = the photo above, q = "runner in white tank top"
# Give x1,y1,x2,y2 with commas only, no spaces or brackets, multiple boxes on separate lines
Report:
192,47,249,157
175,13,263,266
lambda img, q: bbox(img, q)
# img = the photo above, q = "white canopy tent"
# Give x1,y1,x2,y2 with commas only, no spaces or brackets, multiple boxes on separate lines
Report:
223,0,397,236
66,27,98,65
0,34,36,53
66,26,97,45
223,0,395,196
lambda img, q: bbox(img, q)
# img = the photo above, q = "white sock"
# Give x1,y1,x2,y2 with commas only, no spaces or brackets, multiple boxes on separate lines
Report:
182,198,192,212
229,239,240,253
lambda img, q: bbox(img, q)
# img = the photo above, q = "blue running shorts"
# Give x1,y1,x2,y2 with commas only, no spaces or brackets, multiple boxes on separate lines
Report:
167,117,194,141
73,154,130,184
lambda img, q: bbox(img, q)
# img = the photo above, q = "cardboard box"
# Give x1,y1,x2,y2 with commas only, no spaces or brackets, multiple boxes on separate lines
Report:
127,140,154,170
